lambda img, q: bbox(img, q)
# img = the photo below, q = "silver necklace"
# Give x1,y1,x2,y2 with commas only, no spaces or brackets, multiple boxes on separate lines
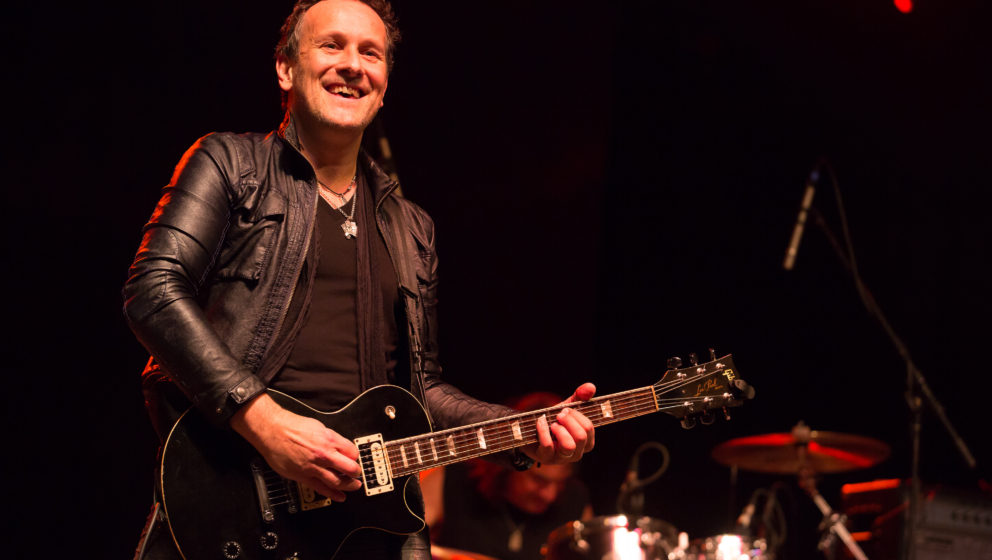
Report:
318,175,358,239
317,178,354,200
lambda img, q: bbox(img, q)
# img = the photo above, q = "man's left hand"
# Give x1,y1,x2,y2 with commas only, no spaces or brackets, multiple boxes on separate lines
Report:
524,383,597,464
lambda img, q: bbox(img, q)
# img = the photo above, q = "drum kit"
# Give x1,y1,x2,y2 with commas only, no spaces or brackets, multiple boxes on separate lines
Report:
437,422,891,560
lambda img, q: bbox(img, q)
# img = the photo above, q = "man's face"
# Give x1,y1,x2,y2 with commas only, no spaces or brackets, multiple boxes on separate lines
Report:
504,463,573,515
277,0,389,133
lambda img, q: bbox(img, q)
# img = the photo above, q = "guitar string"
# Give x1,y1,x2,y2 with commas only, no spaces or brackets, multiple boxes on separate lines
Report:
382,392,657,463
381,368,726,455
384,401,688,478
382,368,725,452
381,372,733,473
382,369,738,470
380,399,718,477
383,390,732,477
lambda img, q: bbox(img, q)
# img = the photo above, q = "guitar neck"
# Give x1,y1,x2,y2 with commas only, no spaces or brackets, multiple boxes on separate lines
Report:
385,387,659,477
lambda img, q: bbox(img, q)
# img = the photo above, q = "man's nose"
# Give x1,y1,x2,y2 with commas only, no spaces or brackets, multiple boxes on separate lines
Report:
537,484,558,503
338,47,363,75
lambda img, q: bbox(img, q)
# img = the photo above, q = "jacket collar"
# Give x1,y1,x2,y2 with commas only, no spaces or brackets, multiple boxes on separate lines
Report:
277,113,400,204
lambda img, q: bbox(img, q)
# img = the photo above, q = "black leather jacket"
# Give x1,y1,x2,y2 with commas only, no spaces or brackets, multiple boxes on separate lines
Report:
123,118,512,436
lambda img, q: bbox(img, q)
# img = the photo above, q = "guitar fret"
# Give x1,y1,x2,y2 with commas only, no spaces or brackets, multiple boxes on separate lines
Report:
414,442,423,464
476,428,487,449
429,438,438,461
511,420,522,441
400,445,409,467
601,400,613,418
446,435,456,456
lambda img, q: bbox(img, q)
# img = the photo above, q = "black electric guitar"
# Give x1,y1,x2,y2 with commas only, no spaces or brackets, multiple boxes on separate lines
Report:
160,354,753,560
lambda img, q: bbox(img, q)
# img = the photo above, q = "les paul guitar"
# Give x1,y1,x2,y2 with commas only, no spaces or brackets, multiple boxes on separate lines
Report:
160,353,754,560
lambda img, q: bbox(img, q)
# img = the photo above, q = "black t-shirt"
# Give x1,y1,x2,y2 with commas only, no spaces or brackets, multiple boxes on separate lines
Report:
272,184,405,411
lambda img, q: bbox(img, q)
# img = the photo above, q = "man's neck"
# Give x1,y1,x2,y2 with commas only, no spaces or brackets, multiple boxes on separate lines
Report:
292,114,365,192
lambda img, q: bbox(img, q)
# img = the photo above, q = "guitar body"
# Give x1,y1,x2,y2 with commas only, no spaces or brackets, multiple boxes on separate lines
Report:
161,386,432,560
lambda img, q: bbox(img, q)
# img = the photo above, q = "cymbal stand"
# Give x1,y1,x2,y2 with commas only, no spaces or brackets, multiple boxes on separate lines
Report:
793,424,869,560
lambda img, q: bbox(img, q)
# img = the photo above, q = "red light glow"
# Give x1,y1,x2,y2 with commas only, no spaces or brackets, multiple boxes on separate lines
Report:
894,0,913,13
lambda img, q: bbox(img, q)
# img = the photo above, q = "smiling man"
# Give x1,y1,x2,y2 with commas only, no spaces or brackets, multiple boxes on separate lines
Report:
124,2,596,559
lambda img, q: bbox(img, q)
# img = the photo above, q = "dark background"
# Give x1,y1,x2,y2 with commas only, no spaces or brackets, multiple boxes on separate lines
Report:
4,0,989,557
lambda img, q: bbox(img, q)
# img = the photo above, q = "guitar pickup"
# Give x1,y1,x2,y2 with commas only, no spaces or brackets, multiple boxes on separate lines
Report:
355,434,393,496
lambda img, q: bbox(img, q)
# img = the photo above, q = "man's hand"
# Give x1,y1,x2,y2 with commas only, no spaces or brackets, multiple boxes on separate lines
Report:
230,393,362,502
523,383,597,464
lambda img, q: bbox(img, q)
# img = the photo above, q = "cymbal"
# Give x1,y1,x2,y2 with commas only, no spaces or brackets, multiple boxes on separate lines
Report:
711,429,890,474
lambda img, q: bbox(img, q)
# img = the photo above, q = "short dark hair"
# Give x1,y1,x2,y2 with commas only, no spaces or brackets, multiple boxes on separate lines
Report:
275,0,401,71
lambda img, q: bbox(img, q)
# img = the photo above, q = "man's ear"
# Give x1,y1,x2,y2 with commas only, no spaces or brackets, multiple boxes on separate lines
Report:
276,55,294,92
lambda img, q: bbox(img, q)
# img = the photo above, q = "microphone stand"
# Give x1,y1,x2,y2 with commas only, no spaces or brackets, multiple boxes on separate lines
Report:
805,194,977,560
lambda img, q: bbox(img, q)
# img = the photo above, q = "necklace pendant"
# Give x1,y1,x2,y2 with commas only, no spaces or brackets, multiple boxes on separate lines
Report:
342,219,358,239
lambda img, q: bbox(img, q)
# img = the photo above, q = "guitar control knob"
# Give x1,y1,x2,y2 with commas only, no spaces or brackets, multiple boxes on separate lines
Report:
261,532,279,551
222,540,243,559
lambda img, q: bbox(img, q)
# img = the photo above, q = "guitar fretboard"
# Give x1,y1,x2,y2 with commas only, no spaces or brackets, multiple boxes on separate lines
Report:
385,387,659,477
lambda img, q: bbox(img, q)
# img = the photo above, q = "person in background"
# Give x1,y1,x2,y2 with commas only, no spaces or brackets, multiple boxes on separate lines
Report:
422,392,594,560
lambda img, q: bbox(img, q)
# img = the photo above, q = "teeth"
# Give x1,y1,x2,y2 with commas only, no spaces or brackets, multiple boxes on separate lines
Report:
329,85,360,98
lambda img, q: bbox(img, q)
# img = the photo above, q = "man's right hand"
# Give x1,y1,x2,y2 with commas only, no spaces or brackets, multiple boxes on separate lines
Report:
230,393,363,502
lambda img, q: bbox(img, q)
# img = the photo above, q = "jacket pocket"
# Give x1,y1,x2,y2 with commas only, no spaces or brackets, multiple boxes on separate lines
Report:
214,192,286,284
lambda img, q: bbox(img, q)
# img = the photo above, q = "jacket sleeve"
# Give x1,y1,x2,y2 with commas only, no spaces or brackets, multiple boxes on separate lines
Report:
122,134,266,427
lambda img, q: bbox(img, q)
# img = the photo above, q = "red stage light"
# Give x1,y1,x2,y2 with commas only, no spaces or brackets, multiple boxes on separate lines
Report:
894,0,913,13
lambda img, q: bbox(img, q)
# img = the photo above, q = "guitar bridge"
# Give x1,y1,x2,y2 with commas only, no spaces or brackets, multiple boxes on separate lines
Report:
355,434,393,496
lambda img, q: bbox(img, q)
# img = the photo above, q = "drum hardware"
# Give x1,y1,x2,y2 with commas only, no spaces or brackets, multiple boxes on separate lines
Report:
543,515,678,560
677,533,769,559
712,422,892,559
731,484,787,555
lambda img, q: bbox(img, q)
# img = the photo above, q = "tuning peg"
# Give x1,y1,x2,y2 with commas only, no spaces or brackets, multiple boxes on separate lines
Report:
667,356,683,369
722,407,731,421
680,416,697,430
688,352,698,366
699,411,715,425
709,348,717,361
733,379,756,400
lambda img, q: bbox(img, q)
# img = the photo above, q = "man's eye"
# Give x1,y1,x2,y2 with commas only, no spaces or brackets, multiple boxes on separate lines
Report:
323,42,340,50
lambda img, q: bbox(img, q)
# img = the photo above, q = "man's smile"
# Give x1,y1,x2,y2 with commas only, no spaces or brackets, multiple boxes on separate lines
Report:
326,84,364,99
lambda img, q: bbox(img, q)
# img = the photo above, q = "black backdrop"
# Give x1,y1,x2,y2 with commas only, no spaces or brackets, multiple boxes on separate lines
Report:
4,0,990,557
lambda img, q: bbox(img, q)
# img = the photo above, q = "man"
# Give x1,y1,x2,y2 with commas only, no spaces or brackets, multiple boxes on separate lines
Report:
422,393,595,560
123,1,596,559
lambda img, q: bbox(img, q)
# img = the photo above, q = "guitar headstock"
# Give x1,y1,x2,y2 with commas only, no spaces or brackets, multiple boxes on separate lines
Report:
653,352,755,428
